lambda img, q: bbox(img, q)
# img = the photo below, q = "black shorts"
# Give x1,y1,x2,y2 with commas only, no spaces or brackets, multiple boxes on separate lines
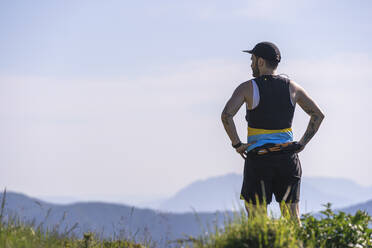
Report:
240,147,302,205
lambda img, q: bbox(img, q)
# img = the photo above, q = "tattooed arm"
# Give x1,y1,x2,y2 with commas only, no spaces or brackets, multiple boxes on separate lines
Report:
221,81,253,158
290,80,325,150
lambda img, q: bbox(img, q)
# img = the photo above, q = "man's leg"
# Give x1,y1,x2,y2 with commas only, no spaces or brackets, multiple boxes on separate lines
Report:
275,153,302,225
241,155,272,218
244,200,268,218
280,202,301,226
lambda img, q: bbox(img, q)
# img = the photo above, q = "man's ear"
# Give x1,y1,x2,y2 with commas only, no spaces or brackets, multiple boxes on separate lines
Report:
257,57,265,67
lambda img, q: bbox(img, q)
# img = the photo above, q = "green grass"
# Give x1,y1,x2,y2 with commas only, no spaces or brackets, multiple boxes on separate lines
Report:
1,188,371,248
174,200,372,248
174,201,302,248
0,189,148,248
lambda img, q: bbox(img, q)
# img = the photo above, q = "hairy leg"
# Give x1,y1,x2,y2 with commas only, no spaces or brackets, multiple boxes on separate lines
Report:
280,202,302,226
244,201,267,218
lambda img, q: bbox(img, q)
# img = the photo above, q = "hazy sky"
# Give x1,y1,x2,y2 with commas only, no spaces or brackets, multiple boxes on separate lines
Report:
1,0,371,204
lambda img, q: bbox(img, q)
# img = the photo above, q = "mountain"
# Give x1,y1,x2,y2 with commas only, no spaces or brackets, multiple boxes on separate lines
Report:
158,173,242,213
158,173,372,214
36,194,168,209
312,199,372,225
337,199,372,216
0,191,231,247
1,190,371,246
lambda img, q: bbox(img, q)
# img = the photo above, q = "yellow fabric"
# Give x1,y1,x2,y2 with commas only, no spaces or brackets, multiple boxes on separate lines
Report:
248,127,292,136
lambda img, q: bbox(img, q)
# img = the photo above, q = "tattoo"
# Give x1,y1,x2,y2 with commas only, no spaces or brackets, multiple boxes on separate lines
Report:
301,114,322,145
302,128,315,144
221,85,247,147
309,119,315,130
221,112,232,127
221,110,240,145
302,105,316,116
222,118,229,127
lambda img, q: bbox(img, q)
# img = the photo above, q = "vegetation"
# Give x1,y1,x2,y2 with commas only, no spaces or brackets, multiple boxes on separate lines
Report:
0,189,148,248
0,188,371,247
299,203,372,248
175,201,372,248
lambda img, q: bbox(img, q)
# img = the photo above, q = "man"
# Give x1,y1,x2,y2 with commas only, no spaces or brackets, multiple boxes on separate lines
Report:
221,42,324,225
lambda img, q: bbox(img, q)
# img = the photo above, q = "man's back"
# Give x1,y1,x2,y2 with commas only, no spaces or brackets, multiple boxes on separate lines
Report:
245,75,295,151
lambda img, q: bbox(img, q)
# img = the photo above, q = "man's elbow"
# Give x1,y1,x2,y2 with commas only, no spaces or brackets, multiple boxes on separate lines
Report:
221,112,227,122
319,111,325,120
315,111,325,121
221,112,232,123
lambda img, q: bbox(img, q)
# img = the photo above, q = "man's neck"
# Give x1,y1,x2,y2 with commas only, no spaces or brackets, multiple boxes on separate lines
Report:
259,68,276,76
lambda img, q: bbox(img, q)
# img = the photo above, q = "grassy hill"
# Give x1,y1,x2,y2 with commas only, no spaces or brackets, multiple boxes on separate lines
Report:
0,190,231,247
1,189,371,247
1,201,371,247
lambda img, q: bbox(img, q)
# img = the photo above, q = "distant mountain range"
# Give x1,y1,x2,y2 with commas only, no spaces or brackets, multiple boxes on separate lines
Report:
156,173,372,214
37,174,372,215
338,199,372,216
0,191,229,247
1,190,371,246
36,173,372,216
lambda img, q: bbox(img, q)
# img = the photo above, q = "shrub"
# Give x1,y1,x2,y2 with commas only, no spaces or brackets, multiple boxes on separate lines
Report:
176,201,304,248
177,202,372,248
299,203,372,248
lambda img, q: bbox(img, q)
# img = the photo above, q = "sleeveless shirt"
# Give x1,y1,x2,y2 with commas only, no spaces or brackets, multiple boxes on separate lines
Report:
245,75,295,151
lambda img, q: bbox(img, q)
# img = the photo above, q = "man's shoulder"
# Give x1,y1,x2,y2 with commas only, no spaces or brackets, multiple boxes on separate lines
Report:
231,80,254,101
236,80,255,94
288,79,303,91
239,79,254,88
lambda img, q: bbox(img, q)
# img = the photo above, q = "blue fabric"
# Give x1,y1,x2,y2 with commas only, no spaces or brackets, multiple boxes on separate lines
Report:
247,131,293,152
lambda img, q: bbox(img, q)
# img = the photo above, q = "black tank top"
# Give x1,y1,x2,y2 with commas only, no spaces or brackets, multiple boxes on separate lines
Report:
245,75,295,130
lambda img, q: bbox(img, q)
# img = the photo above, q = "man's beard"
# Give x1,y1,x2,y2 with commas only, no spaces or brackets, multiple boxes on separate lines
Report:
252,62,260,78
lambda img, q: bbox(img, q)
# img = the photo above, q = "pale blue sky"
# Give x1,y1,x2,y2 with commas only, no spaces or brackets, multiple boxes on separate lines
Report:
1,0,371,204
1,0,371,77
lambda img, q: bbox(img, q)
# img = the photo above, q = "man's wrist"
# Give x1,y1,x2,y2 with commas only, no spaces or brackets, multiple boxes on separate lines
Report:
232,141,242,149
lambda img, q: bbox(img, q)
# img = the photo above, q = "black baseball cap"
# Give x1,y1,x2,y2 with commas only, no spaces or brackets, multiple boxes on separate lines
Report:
243,42,281,62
